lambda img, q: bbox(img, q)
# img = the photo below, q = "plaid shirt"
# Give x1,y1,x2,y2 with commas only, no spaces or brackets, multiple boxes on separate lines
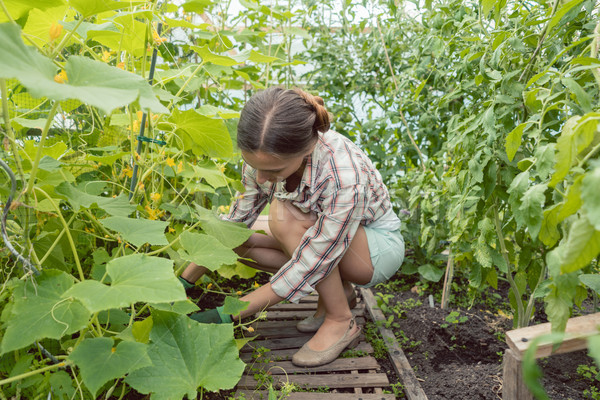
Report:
223,130,400,303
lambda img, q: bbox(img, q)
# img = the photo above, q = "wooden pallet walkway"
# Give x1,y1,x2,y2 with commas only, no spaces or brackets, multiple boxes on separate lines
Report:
234,289,427,400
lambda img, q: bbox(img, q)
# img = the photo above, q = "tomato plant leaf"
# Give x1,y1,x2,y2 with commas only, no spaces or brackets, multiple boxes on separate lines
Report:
533,143,555,181
580,274,600,295
519,184,547,239
508,171,530,228
558,175,584,221
68,338,151,397
505,122,530,161
539,204,561,247
544,273,578,332
588,334,600,368
582,165,600,230
178,232,239,271
0,270,89,354
559,218,600,274
63,254,186,313
99,216,169,247
125,311,246,397
418,263,444,282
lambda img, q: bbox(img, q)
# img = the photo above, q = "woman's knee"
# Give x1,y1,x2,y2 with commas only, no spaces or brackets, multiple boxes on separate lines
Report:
268,199,316,241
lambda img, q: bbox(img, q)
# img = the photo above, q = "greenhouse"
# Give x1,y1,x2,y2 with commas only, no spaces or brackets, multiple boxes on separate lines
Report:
0,0,599,399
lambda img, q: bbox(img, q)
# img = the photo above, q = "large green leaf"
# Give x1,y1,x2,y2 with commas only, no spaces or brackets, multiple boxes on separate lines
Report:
68,338,152,397
507,171,530,228
519,184,547,240
582,166,600,230
168,108,233,158
544,273,578,332
539,203,561,247
178,232,239,271
0,270,90,354
559,218,600,274
87,15,146,57
55,182,136,217
0,23,167,114
99,216,169,247
505,122,529,161
125,311,246,398
0,0,65,22
580,274,600,295
62,254,186,313
191,45,242,66
195,206,253,248
550,114,599,187
68,0,144,17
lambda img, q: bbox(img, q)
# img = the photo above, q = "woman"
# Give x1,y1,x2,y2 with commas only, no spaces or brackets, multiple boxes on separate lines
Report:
181,87,404,367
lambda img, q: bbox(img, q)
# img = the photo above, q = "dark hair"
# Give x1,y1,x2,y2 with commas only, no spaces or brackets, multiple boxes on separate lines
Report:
237,87,331,155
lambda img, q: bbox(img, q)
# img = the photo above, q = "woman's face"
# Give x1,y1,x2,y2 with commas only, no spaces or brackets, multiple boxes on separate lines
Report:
242,150,310,184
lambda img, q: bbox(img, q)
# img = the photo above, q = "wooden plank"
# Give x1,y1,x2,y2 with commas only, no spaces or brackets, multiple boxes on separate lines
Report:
266,303,319,311
241,342,374,362
267,299,362,311
252,317,367,339
506,312,600,359
359,288,428,400
352,370,363,394
236,372,390,389
235,391,396,400
246,356,380,374
502,349,533,400
241,334,366,352
266,307,364,320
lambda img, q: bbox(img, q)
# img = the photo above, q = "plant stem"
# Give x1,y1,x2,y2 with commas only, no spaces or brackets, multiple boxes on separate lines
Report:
33,187,85,281
170,62,206,108
50,18,84,59
0,79,25,182
518,0,560,82
441,250,454,309
0,362,69,386
493,203,526,327
38,214,77,265
523,256,547,326
146,220,202,256
25,101,60,196
375,18,427,172
592,19,600,88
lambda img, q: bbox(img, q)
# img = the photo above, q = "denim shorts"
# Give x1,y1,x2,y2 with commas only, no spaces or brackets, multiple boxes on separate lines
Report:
357,227,405,288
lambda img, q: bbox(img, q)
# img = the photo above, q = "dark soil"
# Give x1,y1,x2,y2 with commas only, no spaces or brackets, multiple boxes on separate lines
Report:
372,273,598,400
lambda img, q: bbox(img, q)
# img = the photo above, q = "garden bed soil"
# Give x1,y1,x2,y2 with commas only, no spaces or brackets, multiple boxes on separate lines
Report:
373,274,596,400
186,273,596,400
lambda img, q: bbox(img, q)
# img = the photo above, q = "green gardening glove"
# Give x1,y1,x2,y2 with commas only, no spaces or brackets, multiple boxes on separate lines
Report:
178,276,195,290
189,306,232,324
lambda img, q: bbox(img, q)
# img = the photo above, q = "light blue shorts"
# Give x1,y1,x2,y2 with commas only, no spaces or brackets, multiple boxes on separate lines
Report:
357,227,405,288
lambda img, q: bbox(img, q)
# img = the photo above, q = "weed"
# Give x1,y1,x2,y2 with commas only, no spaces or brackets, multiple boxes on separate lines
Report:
440,311,468,328
383,382,405,397
364,322,388,359
576,364,600,399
